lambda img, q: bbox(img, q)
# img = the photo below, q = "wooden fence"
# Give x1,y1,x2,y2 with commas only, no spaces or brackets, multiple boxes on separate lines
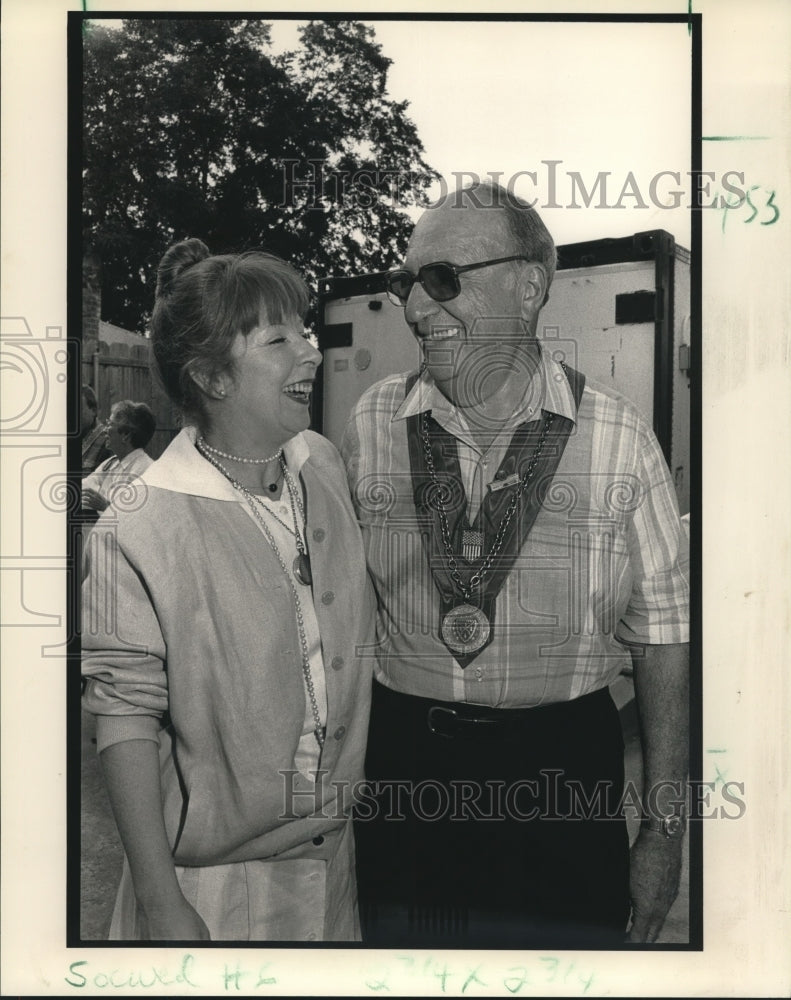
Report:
82,341,181,461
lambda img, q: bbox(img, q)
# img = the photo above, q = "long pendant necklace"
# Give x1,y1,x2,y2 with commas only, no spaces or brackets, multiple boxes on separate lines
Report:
250,463,312,586
195,439,324,746
281,462,312,586
421,410,554,655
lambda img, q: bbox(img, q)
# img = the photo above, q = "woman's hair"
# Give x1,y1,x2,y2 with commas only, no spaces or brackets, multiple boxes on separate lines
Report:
150,239,310,426
110,400,156,450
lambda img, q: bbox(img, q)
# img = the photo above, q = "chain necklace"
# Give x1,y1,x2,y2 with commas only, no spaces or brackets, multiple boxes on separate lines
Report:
281,464,311,583
253,494,295,535
420,410,554,603
197,435,283,467
195,439,325,746
253,461,312,585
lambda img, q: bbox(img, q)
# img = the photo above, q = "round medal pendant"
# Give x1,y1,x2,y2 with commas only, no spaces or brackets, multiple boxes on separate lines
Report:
294,552,312,586
441,604,490,654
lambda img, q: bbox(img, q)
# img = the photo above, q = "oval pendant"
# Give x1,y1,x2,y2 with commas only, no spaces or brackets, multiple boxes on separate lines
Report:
294,552,312,586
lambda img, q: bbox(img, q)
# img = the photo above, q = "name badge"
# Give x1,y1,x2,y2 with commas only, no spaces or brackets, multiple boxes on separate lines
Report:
488,472,521,493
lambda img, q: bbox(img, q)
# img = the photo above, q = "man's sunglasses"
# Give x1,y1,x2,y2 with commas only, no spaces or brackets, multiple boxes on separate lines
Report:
385,255,531,307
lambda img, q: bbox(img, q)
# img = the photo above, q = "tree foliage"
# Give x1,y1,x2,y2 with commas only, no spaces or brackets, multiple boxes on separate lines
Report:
82,18,438,332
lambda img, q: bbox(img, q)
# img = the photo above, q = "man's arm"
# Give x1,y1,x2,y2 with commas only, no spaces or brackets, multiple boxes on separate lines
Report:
627,641,689,943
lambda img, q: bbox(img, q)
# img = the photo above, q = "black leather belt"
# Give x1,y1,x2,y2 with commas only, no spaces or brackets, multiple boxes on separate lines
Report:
427,704,532,740
419,687,610,740
372,679,611,742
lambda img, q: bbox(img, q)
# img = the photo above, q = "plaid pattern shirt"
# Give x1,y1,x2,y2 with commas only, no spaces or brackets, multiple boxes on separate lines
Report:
341,348,689,708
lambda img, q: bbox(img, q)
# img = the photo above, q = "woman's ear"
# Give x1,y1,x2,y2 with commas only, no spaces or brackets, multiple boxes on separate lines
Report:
188,363,230,400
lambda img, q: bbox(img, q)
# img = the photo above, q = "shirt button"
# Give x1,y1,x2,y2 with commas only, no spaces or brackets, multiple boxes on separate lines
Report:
333,725,346,740
312,528,325,542
331,655,344,671
321,591,334,605
312,835,325,846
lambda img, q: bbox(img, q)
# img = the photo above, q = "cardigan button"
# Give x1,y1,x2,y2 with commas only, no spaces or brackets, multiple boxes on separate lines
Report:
331,656,344,671
312,835,325,846
321,591,335,605
312,528,326,542
333,725,346,740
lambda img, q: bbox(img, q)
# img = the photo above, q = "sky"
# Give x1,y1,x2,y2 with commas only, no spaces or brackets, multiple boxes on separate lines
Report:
91,14,693,249
270,17,692,248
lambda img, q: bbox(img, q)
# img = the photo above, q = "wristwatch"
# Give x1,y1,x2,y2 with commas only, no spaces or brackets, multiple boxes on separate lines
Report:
641,812,686,839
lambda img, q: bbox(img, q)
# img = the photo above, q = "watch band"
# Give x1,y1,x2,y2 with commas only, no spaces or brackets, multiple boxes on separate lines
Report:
641,813,687,839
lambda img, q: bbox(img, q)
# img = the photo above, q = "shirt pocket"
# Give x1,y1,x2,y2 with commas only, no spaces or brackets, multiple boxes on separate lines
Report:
513,515,633,646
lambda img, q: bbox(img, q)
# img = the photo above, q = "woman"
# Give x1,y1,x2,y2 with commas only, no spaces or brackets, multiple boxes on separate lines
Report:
82,239,376,942
81,399,155,514
80,383,112,475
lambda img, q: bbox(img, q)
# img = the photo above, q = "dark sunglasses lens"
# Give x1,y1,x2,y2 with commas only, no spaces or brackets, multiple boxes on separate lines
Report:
386,270,414,303
422,263,459,302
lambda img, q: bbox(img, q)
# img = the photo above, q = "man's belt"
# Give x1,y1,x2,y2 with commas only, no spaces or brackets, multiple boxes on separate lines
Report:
420,687,609,740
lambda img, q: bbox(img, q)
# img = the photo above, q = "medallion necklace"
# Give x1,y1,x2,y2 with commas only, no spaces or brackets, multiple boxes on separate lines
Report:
421,408,554,655
195,439,324,746
420,410,554,601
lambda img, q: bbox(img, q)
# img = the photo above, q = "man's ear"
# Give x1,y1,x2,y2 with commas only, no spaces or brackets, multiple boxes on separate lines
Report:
520,264,548,317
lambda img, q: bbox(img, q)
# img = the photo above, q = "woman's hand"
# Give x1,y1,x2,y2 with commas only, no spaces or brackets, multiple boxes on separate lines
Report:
138,894,211,941
82,487,109,511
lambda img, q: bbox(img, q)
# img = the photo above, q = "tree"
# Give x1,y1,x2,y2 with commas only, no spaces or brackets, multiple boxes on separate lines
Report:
82,18,438,332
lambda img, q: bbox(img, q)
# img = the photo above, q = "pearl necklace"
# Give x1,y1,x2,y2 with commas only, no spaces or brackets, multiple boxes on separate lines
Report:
198,435,283,466
196,439,324,746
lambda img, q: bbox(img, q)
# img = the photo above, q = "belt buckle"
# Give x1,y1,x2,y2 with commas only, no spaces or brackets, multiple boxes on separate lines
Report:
427,705,458,739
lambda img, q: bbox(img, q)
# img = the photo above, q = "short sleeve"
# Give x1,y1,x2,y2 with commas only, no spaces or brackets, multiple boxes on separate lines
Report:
616,425,690,645
82,521,169,751
339,411,362,506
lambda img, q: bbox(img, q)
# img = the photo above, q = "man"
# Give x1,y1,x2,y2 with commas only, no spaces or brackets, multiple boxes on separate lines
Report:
341,182,689,948
80,383,112,475
82,400,156,514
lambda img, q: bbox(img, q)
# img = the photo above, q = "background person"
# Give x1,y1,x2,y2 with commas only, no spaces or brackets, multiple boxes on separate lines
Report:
82,239,376,942
80,383,112,475
81,399,156,514
342,181,689,948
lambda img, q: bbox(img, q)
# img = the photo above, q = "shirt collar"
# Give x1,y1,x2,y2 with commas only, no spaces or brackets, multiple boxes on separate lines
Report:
117,448,146,471
393,344,578,427
142,425,311,500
